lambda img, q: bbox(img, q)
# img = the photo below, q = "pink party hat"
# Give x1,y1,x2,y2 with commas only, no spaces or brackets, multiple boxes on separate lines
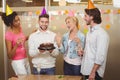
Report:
68,10,74,17
40,7,47,15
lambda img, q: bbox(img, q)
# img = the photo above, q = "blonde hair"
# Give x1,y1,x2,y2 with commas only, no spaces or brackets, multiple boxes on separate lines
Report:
65,16,80,29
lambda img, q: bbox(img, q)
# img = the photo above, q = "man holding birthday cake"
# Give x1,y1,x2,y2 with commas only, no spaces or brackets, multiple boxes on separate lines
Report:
28,7,59,75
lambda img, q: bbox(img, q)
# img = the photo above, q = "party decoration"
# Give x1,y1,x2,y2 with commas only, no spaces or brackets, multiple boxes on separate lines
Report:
36,10,41,15
68,10,74,16
58,11,62,15
40,7,47,15
105,24,111,30
113,10,117,14
6,5,13,16
52,26,57,30
87,0,96,9
61,24,66,29
118,9,120,14
64,10,69,15
28,11,33,16
106,9,111,14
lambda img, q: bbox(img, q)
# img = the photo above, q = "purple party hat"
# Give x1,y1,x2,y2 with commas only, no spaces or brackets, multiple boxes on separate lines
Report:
40,7,47,15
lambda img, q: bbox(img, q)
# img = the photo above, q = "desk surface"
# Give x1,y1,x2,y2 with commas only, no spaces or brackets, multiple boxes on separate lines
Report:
9,75,82,80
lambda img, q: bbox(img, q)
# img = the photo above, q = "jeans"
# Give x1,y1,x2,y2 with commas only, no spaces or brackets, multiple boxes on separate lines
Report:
64,61,82,76
83,72,103,80
32,67,55,75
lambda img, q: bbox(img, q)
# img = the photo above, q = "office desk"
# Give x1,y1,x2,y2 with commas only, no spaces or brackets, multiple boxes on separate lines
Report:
9,75,82,80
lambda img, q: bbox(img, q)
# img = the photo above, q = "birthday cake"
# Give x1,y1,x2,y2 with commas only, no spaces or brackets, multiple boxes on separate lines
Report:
38,43,55,50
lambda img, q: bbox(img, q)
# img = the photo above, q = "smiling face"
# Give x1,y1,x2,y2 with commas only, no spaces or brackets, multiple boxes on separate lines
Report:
12,15,21,27
39,17,49,31
84,8,102,25
84,12,92,25
65,17,77,31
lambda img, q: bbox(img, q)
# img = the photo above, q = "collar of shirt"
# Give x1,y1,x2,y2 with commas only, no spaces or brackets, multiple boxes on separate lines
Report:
36,29,51,34
89,24,101,33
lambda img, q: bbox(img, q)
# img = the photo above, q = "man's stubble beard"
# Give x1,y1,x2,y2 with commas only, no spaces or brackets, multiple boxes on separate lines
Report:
40,26,48,31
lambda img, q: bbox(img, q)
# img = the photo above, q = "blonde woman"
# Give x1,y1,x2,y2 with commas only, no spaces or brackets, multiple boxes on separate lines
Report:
56,16,85,76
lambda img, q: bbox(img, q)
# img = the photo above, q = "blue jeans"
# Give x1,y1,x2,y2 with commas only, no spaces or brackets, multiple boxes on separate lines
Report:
64,61,82,76
32,67,55,75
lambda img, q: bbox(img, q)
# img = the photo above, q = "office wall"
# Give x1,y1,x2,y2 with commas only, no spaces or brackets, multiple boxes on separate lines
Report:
0,5,120,80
